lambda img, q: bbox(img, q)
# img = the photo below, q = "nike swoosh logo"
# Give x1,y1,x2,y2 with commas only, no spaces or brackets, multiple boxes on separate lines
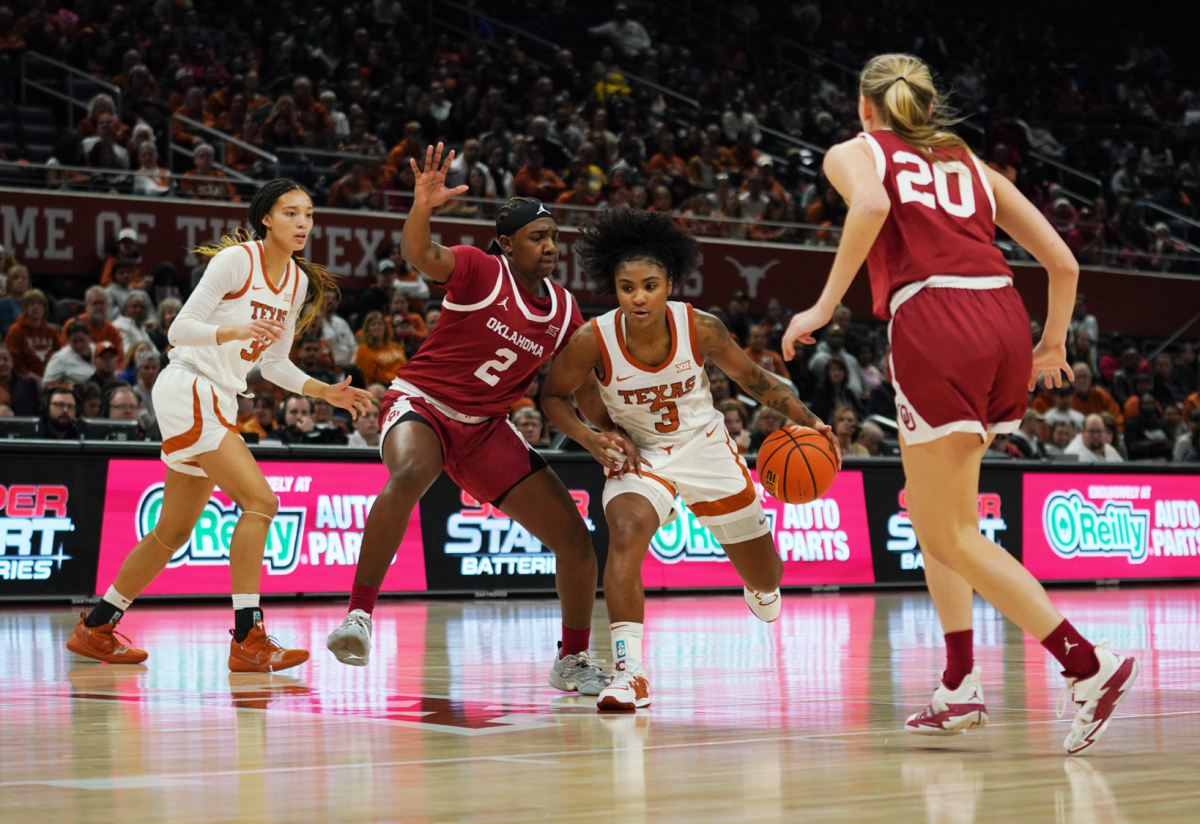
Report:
706,425,719,437
251,286,265,291
758,517,766,525
615,375,634,382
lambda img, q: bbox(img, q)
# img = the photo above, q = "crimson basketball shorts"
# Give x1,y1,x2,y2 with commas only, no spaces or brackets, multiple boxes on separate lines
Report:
378,383,547,505
887,277,1031,446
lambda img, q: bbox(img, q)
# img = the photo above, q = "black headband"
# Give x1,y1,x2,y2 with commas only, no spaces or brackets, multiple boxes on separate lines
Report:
488,199,555,254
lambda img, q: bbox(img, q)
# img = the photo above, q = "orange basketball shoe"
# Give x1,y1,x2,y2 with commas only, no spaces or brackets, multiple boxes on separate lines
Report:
66,612,149,664
229,622,310,673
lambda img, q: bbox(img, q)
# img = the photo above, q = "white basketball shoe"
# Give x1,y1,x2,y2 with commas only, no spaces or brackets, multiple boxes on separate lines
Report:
744,586,782,622
597,668,652,712
548,644,609,696
326,609,373,666
906,666,989,735
1058,642,1139,755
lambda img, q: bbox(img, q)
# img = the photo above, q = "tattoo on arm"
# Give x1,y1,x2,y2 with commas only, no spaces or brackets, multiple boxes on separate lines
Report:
749,368,817,425
747,369,772,396
432,245,441,260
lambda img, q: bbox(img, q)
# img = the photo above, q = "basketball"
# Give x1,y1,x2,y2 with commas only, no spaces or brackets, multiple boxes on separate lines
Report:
756,425,838,504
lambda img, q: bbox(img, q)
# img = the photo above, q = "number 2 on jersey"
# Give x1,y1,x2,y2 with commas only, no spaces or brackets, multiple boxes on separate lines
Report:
893,151,976,217
475,348,518,386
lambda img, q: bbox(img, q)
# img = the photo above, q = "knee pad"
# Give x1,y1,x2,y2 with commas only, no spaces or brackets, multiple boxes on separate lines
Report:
706,509,771,546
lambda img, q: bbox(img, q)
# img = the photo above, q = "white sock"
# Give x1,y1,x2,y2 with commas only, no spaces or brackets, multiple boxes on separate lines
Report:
611,622,644,673
232,593,261,611
104,585,133,611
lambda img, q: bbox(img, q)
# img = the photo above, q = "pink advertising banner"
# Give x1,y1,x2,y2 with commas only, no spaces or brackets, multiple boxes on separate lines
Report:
97,459,426,595
642,470,875,588
1023,474,1200,581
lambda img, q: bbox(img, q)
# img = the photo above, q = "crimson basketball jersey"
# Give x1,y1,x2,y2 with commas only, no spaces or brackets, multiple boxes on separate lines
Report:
859,129,1013,320
395,245,582,418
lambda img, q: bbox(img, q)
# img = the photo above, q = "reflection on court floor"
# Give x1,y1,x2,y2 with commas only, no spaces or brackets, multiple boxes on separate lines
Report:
1,587,1197,823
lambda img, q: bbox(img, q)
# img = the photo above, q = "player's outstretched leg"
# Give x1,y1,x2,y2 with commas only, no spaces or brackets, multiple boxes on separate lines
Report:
496,468,608,697
67,468,215,664
592,493,659,711
198,433,309,673
719,533,784,622
328,420,443,665
902,433,1138,754
906,552,989,734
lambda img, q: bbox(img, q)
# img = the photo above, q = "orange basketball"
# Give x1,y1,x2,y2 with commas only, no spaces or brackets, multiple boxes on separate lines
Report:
755,425,838,504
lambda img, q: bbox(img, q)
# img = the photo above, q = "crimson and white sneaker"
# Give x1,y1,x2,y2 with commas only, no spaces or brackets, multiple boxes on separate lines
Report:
905,666,989,735
744,586,781,622
1058,641,1138,755
597,669,651,712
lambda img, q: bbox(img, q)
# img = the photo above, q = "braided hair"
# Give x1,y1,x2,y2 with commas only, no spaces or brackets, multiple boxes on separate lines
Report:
191,178,339,333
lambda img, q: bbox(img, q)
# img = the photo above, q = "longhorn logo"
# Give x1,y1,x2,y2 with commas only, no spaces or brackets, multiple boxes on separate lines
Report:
724,257,779,299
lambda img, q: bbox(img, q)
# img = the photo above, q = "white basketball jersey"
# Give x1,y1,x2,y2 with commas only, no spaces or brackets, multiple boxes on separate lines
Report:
170,241,305,395
593,302,721,449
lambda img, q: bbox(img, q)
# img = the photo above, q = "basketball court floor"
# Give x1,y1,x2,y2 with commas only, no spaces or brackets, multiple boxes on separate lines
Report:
1,586,1197,823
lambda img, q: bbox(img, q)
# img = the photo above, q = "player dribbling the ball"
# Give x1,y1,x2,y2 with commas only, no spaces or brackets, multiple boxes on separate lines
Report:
542,208,841,711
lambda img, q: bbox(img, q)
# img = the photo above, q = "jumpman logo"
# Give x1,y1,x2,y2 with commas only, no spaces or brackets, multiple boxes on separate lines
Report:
1064,639,1078,655
536,204,552,217
497,296,510,311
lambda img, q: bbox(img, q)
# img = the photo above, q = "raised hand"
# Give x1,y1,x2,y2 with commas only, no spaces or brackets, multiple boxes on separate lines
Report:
782,305,832,361
410,142,470,211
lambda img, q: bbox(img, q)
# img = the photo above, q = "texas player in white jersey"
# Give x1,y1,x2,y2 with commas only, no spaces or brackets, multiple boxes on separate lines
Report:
543,208,841,711
67,180,373,673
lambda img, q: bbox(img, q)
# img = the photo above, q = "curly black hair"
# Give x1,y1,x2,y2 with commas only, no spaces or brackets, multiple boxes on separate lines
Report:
576,208,702,296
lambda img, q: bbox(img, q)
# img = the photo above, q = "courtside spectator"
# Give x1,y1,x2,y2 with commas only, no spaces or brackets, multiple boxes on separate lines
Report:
718,399,752,454
1176,409,1200,462
1069,363,1123,428
743,325,787,376
105,260,138,320
809,324,865,398
322,294,358,366
749,404,785,453
1153,353,1189,405
1124,393,1174,461
0,343,39,415
38,386,82,440
355,311,407,386
1065,414,1124,463
833,406,869,457
60,286,123,359
811,356,863,422
44,321,96,387
83,341,125,396
511,407,548,448
0,265,30,337
4,289,57,378
114,292,156,354
105,386,151,440
348,397,382,447
239,394,278,440
148,298,181,353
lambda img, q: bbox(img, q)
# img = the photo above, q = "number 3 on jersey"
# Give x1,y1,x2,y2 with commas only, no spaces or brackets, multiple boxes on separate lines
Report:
893,151,975,218
475,348,517,386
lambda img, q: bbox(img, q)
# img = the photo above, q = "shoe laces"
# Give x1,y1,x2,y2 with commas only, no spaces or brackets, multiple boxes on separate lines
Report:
1056,640,1111,722
344,611,372,632
572,650,606,671
96,623,135,653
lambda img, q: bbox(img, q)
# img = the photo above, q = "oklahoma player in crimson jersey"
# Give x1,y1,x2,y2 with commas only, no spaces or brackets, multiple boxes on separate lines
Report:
327,145,617,697
783,55,1137,755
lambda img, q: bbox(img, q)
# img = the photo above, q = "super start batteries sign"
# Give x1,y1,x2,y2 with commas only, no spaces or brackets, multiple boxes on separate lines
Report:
1023,474,1200,580
0,456,106,596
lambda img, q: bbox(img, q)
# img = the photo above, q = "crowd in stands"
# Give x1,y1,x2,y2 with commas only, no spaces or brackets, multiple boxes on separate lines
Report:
2,232,1199,462
0,0,1193,264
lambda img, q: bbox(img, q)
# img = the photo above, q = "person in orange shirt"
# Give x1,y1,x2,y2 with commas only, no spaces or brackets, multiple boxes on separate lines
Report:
99,227,148,287
179,144,240,202
730,130,760,173
646,133,688,178
1183,390,1200,421
355,311,407,386
555,174,597,225
749,198,789,242
58,286,124,360
227,113,265,173
386,122,427,171
384,293,427,342
327,160,379,210
513,145,567,201
239,393,279,440
243,71,269,112
205,74,243,120
1069,362,1124,429
3,289,59,378
743,324,788,377
172,87,215,150
292,77,332,144
1123,373,1158,420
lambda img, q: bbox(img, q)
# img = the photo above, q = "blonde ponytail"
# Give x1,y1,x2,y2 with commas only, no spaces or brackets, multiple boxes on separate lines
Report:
859,53,967,155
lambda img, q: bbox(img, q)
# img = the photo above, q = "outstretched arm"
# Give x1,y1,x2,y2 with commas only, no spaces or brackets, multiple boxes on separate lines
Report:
542,324,645,474
698,312,842,467
782,139,890,360
400,143,470,283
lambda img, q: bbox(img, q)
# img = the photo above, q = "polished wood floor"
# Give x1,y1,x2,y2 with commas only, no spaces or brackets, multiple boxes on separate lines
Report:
1,587,1197,823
